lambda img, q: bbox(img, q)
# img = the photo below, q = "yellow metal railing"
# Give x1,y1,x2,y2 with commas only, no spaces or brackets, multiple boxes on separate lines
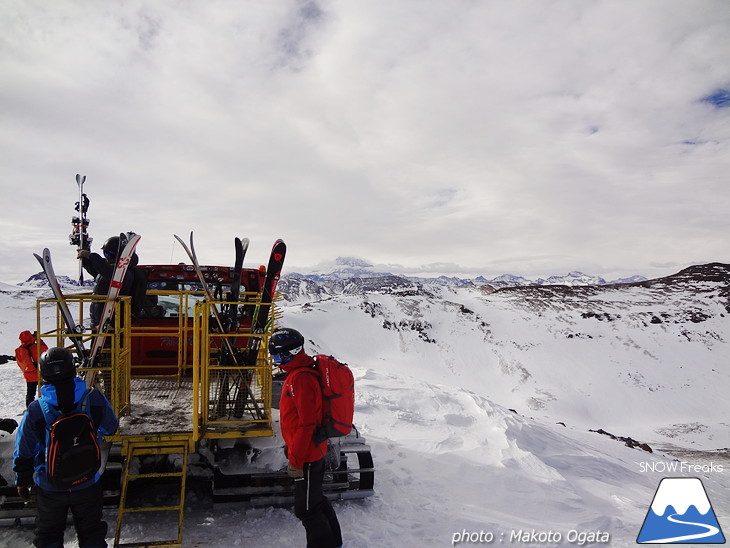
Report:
193,297,275,440
35,290,280,441
36,294,133,416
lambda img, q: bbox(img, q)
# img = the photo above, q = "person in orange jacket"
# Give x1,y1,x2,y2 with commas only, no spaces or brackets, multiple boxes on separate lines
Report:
269,327,343,548
15,331,48,407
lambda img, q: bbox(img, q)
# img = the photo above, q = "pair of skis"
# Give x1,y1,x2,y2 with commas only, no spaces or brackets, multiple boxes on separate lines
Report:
174,233,286,420
174,233,259,418
233,237,285,416
173,233,248,358
87,232,141,385
69,174,92,286
35,233,142,387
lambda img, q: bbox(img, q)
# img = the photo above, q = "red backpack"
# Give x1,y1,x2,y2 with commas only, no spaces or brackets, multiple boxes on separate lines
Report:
295,355,355,442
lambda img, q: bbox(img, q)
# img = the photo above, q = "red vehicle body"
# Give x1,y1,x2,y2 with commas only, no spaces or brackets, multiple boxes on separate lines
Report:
130,264,267,376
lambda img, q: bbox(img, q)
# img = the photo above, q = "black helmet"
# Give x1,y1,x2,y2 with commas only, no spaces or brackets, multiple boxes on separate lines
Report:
268,328,304,365
39,347,76,383
102,235,121,261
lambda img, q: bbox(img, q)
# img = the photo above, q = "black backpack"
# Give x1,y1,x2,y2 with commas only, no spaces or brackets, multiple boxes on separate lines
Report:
39,390,101,490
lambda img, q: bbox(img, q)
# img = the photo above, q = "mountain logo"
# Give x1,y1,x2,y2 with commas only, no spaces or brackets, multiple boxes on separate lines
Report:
637,477,726,544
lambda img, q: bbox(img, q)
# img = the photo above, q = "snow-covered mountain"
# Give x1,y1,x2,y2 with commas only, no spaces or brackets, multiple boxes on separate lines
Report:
286,256,648,288
278,262,730,436
290,256,392,281
0,262,727,547
19,255,646,293
20,271,94,288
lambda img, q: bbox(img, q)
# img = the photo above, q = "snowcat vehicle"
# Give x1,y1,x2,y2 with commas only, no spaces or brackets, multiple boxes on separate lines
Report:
0,248,374,546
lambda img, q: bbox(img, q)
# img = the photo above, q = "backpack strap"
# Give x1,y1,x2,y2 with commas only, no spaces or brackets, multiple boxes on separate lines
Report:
38,398,59,426
286,366,320,394
26,347,38,368
38,388,93,426
78,388,93,415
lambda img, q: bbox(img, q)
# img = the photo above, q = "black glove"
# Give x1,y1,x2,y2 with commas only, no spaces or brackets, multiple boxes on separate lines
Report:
0,418,18,435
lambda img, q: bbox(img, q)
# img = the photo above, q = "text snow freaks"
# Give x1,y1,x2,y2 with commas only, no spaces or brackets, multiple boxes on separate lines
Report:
638,461,724,474
451,529,610,545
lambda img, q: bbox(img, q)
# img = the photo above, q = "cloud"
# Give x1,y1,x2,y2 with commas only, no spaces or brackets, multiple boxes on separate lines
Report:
0,0,728,283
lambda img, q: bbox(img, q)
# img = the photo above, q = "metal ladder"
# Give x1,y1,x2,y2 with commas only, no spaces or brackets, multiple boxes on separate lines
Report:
114,436,190,548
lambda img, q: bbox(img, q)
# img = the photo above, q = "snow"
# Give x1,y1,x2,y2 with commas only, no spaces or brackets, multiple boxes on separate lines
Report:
0,272,728,547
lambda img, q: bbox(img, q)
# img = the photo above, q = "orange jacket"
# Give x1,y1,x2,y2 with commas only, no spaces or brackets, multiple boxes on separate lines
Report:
15,331,48,383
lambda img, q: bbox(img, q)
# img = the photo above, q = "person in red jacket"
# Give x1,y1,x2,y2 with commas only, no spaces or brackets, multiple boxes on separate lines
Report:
269,328,343,548
15,330,48,407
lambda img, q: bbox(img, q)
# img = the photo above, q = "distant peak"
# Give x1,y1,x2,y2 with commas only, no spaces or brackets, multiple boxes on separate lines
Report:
334,257,373,268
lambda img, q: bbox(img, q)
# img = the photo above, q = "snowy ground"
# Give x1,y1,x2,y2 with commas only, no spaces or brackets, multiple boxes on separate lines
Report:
0,279,728,547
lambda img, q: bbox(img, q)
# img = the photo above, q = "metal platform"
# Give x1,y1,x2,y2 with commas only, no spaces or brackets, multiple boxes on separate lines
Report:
119,378,195,436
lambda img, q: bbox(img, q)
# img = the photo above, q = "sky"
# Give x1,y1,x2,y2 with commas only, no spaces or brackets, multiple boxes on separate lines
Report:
1,0,729,284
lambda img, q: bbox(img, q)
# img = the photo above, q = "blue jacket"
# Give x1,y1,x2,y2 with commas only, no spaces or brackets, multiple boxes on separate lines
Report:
13,378,118,491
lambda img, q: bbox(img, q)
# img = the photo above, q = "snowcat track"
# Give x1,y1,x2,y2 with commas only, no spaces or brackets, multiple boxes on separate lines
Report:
212,443,375,505
0,485,36,524
0,464,125,525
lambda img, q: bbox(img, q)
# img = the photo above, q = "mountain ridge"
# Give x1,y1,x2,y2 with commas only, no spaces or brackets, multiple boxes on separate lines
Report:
13,261,729,301
278,262,730,309
287,255,649,287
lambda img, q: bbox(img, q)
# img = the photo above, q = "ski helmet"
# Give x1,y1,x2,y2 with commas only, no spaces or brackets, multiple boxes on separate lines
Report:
102,235,121,261
39,347,76,384
268,328,304,365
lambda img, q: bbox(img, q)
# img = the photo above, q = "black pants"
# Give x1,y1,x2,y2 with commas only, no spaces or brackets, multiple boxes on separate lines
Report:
34,481,108,548
26,382,38,407
294,458,342,548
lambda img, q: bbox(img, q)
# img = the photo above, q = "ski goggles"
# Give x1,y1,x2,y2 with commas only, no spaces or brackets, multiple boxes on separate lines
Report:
271,346,303,366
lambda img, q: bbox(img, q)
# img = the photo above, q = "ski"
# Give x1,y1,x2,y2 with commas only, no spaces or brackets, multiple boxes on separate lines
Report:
85,232,141,384
212,237,250,418
242,239,286,365
221,237,251,418
33,249,88,362
174,232,235,345
252,239,286,335
225,237,249,332
69,174,91,286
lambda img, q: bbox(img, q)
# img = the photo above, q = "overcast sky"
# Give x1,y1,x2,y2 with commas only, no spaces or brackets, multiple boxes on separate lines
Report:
1,1,728,284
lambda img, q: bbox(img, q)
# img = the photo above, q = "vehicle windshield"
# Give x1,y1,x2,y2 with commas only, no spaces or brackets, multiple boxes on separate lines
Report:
147,281,233,318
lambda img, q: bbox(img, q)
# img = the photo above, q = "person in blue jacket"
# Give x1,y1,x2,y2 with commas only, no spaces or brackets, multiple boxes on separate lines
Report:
14,346,119,548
